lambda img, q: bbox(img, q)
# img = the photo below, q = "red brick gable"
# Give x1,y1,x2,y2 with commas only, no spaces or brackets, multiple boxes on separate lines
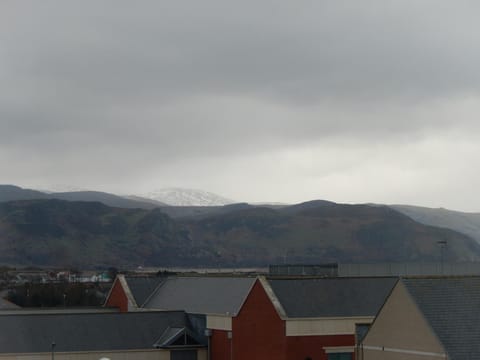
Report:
104,277,129,313
232,279,287,360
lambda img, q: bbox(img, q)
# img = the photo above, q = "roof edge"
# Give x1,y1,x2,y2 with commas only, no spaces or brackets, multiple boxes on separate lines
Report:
118,274,139,309
400,279,449,358
259,276,287,319
140,276,169,308
231,276,258,317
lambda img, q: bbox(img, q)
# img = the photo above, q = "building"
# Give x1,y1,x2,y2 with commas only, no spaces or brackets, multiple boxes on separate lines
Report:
227,277,397,360
105,275,396,360
0,311,207,360
361,276,480,360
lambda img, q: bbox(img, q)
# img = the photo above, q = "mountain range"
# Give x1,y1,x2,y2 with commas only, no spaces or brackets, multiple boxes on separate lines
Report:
1,184,480,268
138,188,235,206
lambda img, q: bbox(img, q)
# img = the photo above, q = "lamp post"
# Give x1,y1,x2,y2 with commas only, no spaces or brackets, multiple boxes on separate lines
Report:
437,240,447,275
51,341,56,360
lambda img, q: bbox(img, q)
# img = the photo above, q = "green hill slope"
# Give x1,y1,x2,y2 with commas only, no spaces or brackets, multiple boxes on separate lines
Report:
391,204,480,243
184,202,480,265
0,199,478,268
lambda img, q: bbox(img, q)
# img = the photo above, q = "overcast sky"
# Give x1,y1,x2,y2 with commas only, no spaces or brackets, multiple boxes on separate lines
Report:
1,1,480,211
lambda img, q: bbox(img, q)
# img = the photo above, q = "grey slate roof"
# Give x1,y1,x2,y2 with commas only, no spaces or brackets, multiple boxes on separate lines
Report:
124,276,166,306
143,276,256,315
403,277,480,360
268,277,397,318
0,311,202,354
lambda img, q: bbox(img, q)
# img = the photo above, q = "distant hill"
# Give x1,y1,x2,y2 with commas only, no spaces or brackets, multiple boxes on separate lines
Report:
0,199,478,268
123,195,168,207
0,185,161,210
0,185,49,202
391,205,480,243
158,203,255,219
139,188,235,206
0,199,190,268
183,202,480,265
51,191,161,209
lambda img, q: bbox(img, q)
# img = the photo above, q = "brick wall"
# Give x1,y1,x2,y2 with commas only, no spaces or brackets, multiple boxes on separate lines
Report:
104,278,129,312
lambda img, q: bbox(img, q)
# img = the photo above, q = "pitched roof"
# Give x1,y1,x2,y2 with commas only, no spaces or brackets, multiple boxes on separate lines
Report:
403,277,480,360
124,275,166,306
154,326,204,348
143,276,256,315
0,311,203,354
267,277,397,318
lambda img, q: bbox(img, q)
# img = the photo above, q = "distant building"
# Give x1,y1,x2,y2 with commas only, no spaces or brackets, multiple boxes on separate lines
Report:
270,262,480,277
269,263,339,276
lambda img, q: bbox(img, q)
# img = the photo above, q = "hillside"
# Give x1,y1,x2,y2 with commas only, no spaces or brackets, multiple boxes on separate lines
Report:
51,191,163,209
0,185,162,210
0,199,478,268
391,205,480,243
139,188,235,206
0,185,49,202
183,202,480,265
0,200,193,268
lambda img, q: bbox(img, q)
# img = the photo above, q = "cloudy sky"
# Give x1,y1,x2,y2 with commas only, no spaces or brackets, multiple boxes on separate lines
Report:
1,1,480,210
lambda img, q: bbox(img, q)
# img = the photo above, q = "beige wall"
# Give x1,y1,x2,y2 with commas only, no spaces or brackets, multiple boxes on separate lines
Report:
206,315,232,331
286,317,373,336
360,282,446,360
0,349,207,360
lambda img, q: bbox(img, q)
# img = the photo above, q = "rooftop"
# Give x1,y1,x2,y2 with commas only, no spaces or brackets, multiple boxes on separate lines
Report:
268,277,398,318
143,276,256,315
403,277,480,360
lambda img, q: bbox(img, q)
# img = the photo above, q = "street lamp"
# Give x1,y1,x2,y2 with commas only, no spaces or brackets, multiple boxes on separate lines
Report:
51,341,56,360
437,240,447,275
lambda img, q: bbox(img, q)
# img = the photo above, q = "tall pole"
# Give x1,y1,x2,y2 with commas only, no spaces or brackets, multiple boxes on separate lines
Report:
438,240,447,275
51,341,55,360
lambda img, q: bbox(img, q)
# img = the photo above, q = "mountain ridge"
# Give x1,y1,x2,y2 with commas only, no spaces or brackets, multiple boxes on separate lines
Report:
139,187,235,206
4,185,480,249
0,198,478,268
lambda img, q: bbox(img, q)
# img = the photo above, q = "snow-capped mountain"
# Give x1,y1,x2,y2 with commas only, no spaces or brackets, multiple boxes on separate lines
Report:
139,188,235,206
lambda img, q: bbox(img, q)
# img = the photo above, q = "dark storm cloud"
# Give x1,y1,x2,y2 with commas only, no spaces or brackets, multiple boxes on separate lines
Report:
3,1,480,132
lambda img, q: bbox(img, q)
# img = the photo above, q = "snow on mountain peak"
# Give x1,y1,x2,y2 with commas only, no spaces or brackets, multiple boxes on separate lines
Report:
140,188,235,206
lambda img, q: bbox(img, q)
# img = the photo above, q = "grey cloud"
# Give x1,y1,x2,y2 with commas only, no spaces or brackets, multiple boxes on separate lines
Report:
2,1,480,208
3,1,480,103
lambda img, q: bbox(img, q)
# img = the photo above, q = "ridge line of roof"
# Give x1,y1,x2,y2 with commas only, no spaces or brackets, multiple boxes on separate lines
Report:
119,274,139,308
259,276,287,319
233,276,259,317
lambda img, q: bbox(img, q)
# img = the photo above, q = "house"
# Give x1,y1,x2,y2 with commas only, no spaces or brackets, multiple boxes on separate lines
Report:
360,276,480,360
0,310,207,360
227,276,397,360
105,275,255,315
105,275,257,360
105,275,396,360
